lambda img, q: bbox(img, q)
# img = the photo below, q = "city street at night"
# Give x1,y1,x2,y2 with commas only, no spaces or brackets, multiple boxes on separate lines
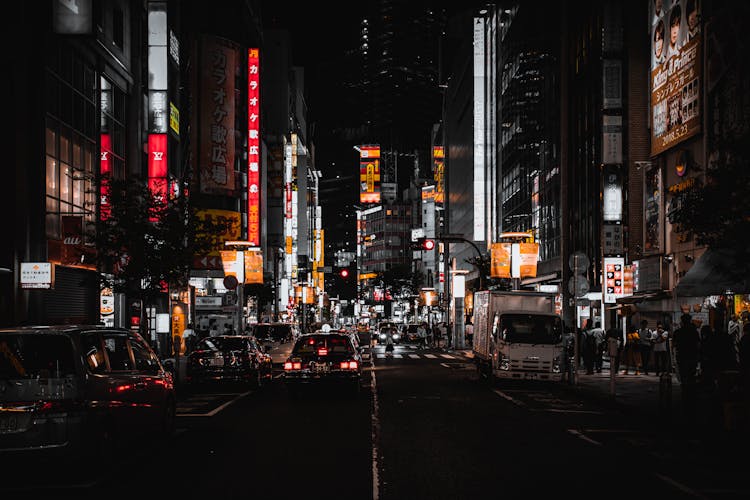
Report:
3,0,750,497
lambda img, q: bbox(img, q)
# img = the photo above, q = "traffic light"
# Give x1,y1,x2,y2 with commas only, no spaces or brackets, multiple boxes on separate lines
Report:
411,237,435,251
340,268,350,278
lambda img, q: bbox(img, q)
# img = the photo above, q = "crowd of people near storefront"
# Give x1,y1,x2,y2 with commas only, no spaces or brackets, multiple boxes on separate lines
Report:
579,311,750,417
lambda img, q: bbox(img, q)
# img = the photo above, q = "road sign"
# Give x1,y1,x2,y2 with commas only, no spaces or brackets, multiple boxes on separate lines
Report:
568,252,589,272
223,275,238,290
567,274,590,297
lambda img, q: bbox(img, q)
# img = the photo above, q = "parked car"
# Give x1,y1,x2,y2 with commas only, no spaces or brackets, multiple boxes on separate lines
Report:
0,325,175,463
186,335,272,388
283,332,362,396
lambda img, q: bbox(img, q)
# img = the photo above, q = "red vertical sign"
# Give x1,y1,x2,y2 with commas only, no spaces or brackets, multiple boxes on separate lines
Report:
100,134,112,220
148,133,168,221
247,48,261,245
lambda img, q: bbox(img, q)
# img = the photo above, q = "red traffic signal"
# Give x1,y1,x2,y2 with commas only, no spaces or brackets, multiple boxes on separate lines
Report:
340,269,350,278
421,238,435,251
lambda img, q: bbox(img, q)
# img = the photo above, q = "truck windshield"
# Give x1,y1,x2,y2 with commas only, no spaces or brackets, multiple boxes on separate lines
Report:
500,314,561,345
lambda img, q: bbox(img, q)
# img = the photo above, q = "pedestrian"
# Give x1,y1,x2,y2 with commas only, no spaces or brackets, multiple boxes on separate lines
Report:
209,321,219,337
384,329,395,358
182,322,196,354
589,321,605,373
224,323,235,336
465,321,474,346
432,323,440,349
739,327,750,399
622,324,642,375
417,322,427,349
728,314,741,364
652,322,669,376
699,324,715,390
638,320,654,375
581,322,596,375
605,323,624,374
672,313,701,417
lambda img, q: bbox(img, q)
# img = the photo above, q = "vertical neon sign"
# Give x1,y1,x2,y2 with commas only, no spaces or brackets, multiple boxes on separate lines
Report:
100,134,112,220
148,133,168,222
247,48,261,245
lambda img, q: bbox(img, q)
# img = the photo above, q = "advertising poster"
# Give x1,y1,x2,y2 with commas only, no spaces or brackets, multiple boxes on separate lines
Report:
200,36,236,194
490,243,511,278
433,146,445,205
359,145,381,204
650,0,702,156
643,165,662,253
604,257,625,303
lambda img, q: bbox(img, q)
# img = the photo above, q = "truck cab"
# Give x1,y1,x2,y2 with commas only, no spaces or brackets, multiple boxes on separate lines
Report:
473,291,565,382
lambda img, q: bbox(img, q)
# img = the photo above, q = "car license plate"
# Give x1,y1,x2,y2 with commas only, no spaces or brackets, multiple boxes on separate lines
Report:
313,363,329,373
209,357,224,366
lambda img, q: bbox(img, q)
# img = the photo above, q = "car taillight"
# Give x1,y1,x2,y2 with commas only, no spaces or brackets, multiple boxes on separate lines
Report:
284,361,302,370
339,361,358,370
317,348,328,356
284,362,293,370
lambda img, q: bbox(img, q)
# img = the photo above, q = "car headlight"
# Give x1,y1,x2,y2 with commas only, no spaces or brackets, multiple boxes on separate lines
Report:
393,334,400,340
379,333,386,339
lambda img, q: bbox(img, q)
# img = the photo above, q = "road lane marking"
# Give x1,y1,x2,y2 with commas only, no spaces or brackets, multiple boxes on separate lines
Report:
439,354,455,359
440,363,451,368
424,354,437,359
371,369,380,500
408,354,420,359
566,429,602,446
540,409,605,415
654,473,709,499
176,391,252,417
492,389,526,407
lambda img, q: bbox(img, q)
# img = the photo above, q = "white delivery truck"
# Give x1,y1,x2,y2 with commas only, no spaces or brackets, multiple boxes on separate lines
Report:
473,290,565,382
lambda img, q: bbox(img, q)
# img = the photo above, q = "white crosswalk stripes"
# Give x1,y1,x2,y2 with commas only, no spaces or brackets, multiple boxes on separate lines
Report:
370,345,461,360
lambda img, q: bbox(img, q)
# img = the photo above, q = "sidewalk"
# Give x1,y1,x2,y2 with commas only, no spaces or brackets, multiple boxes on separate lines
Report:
448,347,750,440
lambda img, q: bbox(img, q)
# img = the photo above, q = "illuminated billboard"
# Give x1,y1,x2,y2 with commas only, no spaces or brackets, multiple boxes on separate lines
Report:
433,146,445,205
650,0,701,156
359,145,381,204
247,48,261,246
200,36,236,195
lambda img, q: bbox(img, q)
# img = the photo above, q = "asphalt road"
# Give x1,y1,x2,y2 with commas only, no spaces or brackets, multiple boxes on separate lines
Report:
5,342,748,499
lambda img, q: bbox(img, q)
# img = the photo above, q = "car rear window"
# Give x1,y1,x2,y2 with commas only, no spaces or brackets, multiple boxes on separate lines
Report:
254,324,291,341
293,335,353,355
0,334,76,379
197,337,247,351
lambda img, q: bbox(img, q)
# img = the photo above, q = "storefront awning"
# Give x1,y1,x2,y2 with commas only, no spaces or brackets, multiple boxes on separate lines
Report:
674,248,750,297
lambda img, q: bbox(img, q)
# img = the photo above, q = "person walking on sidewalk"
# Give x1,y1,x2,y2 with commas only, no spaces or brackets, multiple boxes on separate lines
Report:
590,321,605,373
638,320,654,375
622,325,642,375
581,322,597,375
652,322,669,376
606,323,624,373
728,314,741,364
673,313,701,417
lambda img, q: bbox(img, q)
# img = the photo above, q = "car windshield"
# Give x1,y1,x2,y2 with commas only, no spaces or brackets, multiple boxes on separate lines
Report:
254,324,291,341
196,337,247,351
293,335,353,355
0,334,76,379
499,314,562,345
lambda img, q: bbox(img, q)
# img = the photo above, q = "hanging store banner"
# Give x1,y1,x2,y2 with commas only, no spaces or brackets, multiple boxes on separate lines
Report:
244,249,264,284
490,243,511,278
359,145,380,204
650,0,702,156
518,242,539,279
602,115,622,164
193,209,241,270
433,146,445,205
200,36,236,195
247,48,261,245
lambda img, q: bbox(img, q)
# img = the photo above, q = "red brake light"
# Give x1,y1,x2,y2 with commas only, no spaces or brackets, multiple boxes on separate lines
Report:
349,361,358,370
339,361,358,370
317,348,328,356
293,362,301,370
284,362,293,370
285,361,302,370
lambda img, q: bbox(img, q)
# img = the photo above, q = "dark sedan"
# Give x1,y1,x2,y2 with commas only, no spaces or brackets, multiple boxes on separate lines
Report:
186,336,272,388
283,333,362,396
